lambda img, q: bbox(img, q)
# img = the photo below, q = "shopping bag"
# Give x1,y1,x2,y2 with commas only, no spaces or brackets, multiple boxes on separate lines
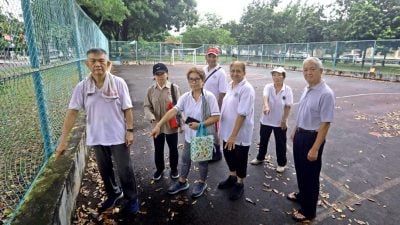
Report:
190,123,214,162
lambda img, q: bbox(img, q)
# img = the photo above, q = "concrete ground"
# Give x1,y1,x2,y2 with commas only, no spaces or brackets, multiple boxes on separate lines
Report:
75,64,400,225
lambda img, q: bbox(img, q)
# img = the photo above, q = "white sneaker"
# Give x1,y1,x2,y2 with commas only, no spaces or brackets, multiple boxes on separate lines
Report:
250,158,263,165
276,166,286,173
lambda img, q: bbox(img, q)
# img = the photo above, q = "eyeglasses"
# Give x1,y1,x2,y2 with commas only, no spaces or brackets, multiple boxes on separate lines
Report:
188,77,201,82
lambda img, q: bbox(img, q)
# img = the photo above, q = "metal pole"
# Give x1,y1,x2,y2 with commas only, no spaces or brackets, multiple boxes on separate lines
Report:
21,0,53,158
371,40,376,65
70,0,84,80
333,41,339,69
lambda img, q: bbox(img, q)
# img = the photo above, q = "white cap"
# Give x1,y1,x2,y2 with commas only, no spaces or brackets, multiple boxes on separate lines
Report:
271,67,286,74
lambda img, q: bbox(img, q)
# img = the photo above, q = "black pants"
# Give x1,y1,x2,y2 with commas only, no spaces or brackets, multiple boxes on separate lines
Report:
257,124,287,166
153,132,178,173
93,144,138,200
223,141,250,178
293,130,325,218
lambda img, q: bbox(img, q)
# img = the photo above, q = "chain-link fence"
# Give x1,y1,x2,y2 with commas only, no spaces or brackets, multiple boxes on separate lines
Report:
111,40,400,75
0,0,108,224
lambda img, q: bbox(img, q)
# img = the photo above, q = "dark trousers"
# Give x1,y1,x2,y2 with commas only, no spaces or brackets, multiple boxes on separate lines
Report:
257,124,287,166
293,130,325,218
93,144,138,200
153,132,178,172
223,141,250,178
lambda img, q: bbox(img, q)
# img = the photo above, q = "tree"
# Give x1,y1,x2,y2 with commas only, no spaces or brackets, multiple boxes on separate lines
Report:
77,0,129,27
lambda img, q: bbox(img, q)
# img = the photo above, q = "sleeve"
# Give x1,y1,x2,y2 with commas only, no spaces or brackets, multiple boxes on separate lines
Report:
207,92,220,116
174,92,187,113
237,86,255,117
285,86,294,106
263,84,270,97
218,69,227,94
119,79,133,110
320,91,335,123
143,87,156,121
68,81,84,110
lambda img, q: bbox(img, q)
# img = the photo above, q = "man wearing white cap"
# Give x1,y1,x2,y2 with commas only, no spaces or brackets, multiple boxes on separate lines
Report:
250,67,293,173
203,47,227,161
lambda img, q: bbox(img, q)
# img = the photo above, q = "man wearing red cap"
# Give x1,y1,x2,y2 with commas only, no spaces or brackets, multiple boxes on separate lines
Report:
203,47,227,161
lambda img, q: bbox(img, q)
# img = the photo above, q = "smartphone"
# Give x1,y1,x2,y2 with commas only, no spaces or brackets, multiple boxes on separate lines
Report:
185,116,200,124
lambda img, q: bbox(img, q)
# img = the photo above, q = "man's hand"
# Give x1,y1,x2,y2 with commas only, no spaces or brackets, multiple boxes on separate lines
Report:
307,147,319,161
280,121,287,130
55,141,68,159
125,132,134,147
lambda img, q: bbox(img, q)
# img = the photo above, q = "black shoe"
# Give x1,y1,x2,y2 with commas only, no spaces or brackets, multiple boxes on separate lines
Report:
170,170,179,179
229,182,244,201
153,170,164,181
120,198,139,216
217,175,237,189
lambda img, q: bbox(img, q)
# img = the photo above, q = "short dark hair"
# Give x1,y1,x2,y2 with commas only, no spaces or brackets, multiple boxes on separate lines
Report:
186,67,205,81
86,48,107,56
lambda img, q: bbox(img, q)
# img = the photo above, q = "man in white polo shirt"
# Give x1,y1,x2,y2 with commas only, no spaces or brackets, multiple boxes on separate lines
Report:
203,47,227,161
288,57,335,222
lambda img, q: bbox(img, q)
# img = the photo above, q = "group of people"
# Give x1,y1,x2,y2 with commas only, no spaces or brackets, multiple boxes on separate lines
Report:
55,47,335,222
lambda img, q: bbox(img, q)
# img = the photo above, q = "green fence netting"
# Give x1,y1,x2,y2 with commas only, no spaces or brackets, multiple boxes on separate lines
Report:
0,0,108,224
110,40,400,75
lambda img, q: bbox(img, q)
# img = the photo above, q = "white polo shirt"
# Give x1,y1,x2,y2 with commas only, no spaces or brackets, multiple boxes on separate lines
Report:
68,76,133,146
295,81,335,131
174,89,220,143
220,79,255,146
203,64,227,98
260,83,293,127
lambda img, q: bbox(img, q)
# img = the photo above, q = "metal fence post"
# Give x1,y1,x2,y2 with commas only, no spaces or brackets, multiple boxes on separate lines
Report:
21,0,53,159
70,0,84,80
372,40,376,65
333,41,339,69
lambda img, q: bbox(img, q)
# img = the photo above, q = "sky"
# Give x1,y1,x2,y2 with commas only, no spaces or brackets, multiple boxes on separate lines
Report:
195,0,335,23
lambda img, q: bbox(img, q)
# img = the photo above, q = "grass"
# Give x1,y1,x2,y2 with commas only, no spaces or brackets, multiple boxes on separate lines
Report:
0,63,81,224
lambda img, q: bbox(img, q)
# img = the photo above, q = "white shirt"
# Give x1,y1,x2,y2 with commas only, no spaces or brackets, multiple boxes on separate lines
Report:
220,79,255,146
68,76,133,146
296,81,335,130
203,64,227,98
174,89,220,143
260,83,293,127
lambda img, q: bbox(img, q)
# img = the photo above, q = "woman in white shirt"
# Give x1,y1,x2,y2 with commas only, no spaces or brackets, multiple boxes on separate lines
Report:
250,67,293,173
218,61,255,201
151,67,220,198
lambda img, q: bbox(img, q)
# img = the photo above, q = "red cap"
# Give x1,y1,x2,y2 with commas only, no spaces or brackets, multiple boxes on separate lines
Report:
206,47,219,56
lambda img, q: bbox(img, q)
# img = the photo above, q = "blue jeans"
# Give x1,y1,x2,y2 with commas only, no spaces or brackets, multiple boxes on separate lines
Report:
180,141,208,181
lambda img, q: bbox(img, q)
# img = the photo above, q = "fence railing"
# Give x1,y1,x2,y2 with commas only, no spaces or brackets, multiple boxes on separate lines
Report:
0,0,108,224
110,40,400,75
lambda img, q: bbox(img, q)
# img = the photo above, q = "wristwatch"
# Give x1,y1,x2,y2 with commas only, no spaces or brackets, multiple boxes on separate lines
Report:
126,128,134,132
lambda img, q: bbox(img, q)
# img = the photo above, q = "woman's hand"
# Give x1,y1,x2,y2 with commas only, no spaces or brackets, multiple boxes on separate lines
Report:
224,136,237,151
188,122,200,130
150,125,161,138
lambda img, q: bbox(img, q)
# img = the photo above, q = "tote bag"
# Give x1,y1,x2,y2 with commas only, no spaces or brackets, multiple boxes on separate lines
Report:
190,123,214,162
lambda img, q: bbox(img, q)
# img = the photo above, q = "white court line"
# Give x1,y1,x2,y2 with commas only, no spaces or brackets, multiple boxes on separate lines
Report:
291,92,400,105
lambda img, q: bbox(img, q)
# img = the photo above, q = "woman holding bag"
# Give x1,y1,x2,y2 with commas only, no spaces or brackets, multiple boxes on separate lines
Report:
150,67,220,198
144,63,181,180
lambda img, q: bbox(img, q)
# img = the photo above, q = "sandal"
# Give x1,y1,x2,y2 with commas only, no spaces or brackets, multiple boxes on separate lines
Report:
292,209,314,222
287,192,299,202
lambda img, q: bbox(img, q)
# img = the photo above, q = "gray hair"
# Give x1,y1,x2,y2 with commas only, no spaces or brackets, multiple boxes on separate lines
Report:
303,57,324,70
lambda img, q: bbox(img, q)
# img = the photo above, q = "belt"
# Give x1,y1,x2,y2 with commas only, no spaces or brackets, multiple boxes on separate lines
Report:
296,127,318,134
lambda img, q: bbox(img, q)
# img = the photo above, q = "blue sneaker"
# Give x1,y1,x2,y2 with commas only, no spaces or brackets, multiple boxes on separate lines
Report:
99,192,123,211
121,198,139,215
191,182,207,198
167,181,189,195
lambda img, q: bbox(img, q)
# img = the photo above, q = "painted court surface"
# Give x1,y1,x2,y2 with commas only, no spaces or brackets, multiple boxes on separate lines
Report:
77,64,400,225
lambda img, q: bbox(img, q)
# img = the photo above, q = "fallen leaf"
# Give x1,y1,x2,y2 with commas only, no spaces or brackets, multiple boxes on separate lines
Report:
262,208,270,212
245,198,256,205
346,205,355,212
